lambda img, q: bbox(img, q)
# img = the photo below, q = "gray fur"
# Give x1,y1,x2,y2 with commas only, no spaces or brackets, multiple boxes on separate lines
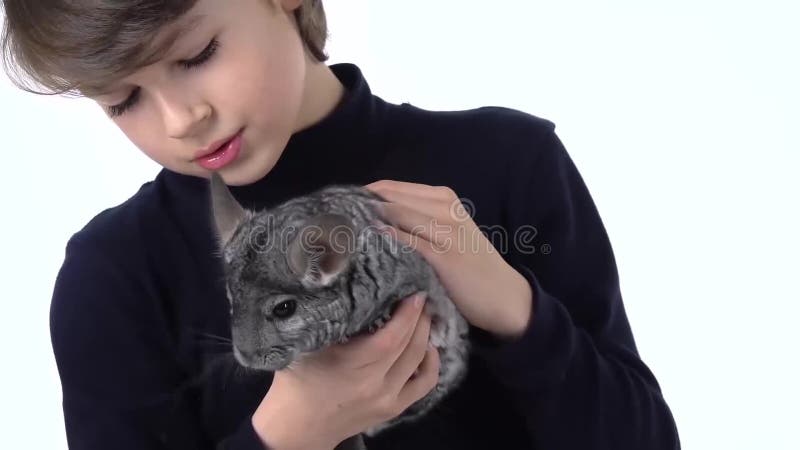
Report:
208,173,470,437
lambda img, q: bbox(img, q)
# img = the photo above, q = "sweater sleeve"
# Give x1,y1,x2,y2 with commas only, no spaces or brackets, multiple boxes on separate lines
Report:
50,236,266,450
470,127,681,449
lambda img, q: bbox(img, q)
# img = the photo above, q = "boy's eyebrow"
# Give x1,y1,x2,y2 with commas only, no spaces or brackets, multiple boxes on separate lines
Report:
156,13,207,58
88,14,206,97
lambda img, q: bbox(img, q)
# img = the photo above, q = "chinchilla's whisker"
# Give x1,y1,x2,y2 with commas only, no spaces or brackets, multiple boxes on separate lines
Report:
286,351,309,373
195,340,234,350
191,329,232,343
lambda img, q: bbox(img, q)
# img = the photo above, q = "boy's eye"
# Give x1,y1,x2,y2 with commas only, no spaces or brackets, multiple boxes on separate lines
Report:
104,38,220,118
106,87,140,118
180,38,220,69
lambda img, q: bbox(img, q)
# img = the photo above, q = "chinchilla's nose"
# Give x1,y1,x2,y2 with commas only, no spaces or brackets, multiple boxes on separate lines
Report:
231,340,261,367
231,325,260,359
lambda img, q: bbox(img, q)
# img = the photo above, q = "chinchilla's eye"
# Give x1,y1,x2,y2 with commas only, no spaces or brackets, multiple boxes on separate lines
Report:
272,299,297,319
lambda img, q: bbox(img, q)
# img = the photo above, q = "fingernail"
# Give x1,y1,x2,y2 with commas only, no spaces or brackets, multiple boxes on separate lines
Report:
414,292,427,307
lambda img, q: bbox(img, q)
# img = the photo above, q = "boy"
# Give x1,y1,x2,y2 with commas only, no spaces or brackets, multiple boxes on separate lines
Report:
1,0,680,449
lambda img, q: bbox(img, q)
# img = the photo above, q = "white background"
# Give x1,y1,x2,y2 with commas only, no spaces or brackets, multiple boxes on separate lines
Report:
1,1,798,448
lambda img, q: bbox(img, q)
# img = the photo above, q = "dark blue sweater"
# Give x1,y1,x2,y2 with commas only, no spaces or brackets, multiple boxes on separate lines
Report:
50,63,680,449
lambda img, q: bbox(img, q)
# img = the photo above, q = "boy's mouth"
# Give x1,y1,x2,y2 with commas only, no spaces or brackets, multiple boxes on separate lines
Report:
194,128,244,170
195,129,241,158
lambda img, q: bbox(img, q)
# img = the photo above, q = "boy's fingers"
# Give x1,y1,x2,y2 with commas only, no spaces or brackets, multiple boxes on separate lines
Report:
339,292,426,366
375,203,449,249
396,344,440,409
371,292,427,362
365,180,454,203
385,311,431,390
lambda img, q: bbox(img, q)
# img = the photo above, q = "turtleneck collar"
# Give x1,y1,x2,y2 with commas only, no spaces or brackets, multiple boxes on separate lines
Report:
162,63,390,210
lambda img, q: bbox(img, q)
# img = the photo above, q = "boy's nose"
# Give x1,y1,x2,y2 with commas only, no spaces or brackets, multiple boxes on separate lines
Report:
158,94,212,139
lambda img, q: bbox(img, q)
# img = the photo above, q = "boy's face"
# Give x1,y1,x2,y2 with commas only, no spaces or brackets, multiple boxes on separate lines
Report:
91,0,310,185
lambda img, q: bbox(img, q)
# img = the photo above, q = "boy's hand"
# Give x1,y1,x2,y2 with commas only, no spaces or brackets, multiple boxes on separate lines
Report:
364,180,534,339
251,292,440,450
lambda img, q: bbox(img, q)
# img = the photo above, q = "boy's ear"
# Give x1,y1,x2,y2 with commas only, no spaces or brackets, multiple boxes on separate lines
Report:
209,172,247,247
287,213,356,287
265,0,301,13
279,0,303,12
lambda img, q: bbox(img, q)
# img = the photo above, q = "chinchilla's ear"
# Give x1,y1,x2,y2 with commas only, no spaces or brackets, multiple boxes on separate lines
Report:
209,171,248,247
287,213,356,287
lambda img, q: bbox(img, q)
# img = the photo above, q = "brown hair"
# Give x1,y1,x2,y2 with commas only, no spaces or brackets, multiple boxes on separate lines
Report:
0,0,328,98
